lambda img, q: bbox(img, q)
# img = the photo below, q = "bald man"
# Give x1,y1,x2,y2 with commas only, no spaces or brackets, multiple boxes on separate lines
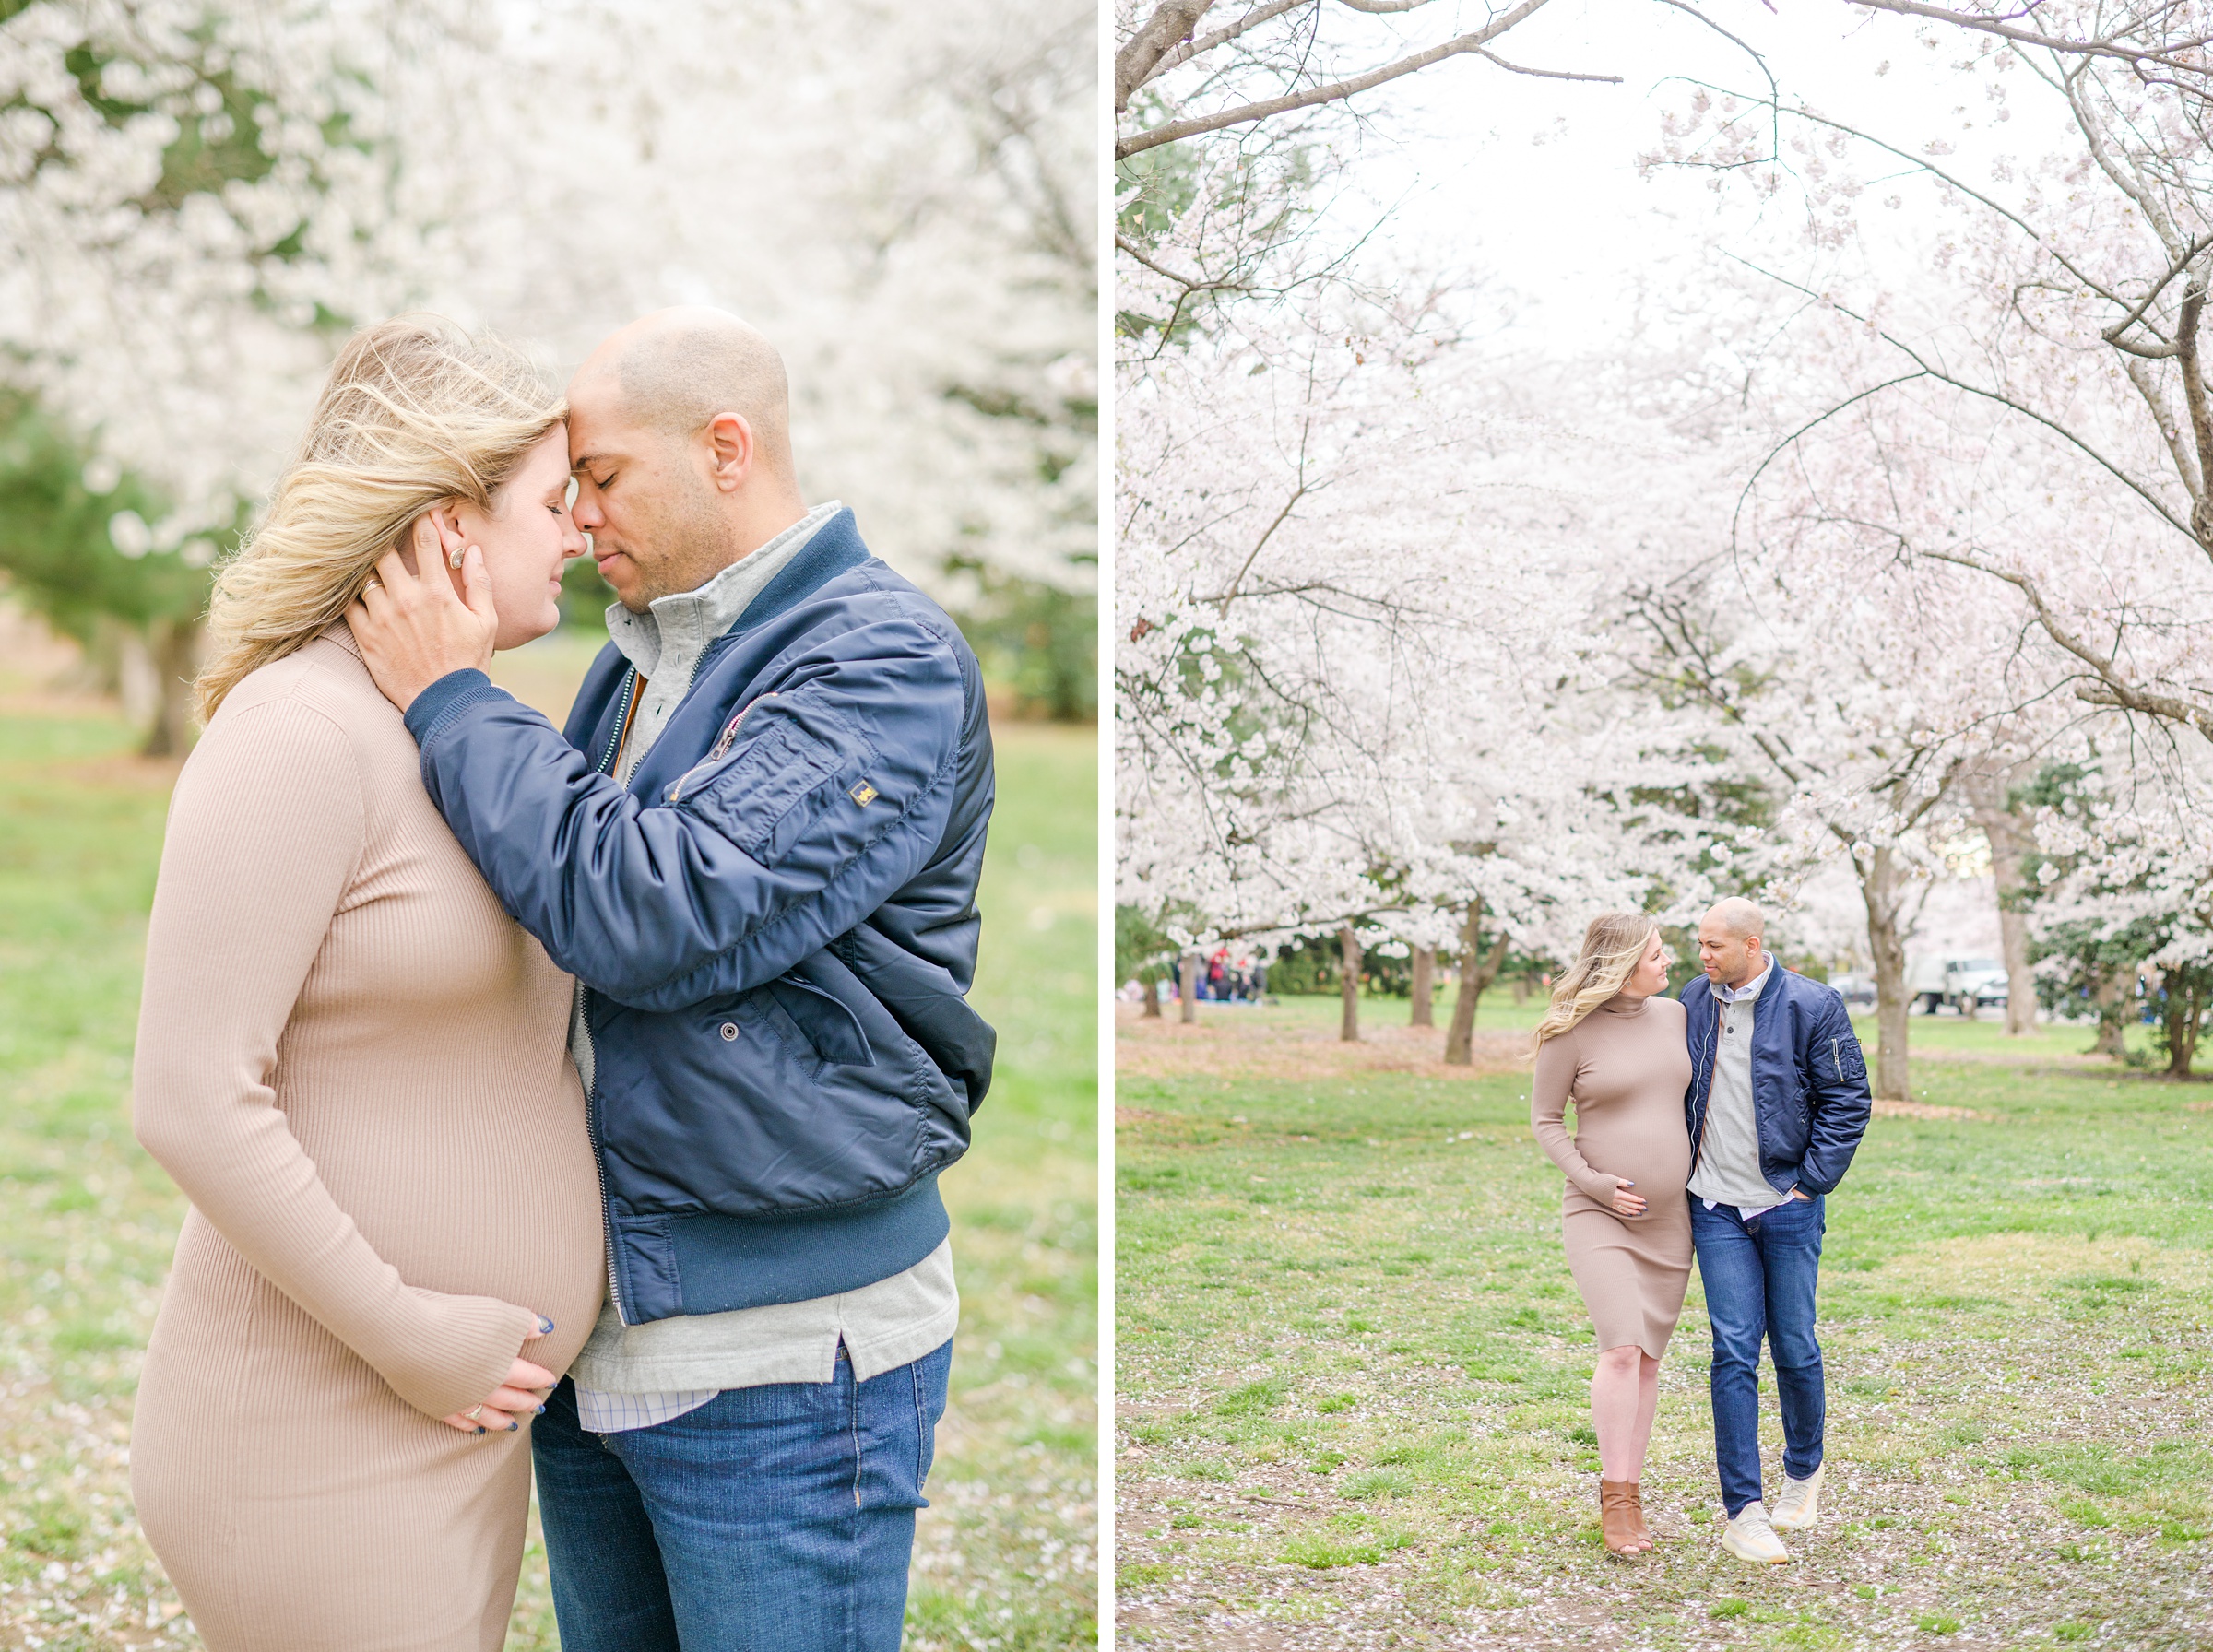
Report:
354,308,994,1650
1681,901,1870,1566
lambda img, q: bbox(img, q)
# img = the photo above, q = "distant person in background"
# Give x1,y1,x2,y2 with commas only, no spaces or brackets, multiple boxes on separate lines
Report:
1681,899,1871,1566
1530,913,1694,1557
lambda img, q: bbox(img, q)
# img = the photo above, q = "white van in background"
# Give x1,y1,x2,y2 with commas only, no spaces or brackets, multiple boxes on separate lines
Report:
1906,956,2009,1016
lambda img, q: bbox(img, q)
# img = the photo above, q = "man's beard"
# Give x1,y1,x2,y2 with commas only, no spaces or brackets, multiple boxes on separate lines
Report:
626,469,734,608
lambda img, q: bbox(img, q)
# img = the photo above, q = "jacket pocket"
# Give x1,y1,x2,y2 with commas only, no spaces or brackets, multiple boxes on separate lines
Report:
767,974,875,1067
677,692,870,868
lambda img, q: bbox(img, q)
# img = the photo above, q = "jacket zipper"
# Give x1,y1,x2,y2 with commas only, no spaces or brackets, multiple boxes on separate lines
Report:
1690,995,1721,1174
664,691,777,803
1831,1036,1843,1082
585,667,641,1325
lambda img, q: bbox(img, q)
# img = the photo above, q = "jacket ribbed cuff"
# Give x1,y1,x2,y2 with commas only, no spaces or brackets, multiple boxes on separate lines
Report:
403,669,507,749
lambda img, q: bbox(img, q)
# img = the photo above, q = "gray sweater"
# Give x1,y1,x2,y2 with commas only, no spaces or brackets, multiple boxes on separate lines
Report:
1686,962,1792,1211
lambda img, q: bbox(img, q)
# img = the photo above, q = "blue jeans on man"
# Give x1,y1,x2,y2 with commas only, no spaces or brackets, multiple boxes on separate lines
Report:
532,1339,953,1651
1689,1195,1826,1516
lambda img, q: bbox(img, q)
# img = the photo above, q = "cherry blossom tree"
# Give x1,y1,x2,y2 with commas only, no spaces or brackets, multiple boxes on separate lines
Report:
1629,2,2213,1081
1650,0,2213,742
1,0,1097,727
1115,282,1727,1048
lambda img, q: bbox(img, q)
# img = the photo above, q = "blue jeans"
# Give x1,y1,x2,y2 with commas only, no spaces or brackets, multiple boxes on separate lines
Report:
532,1339,952,1651
1689,1196,1826,1518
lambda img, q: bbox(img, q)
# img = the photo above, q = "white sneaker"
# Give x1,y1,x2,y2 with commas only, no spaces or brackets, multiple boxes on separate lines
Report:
1770,1464,1825,1534
1721,1500,1791,1565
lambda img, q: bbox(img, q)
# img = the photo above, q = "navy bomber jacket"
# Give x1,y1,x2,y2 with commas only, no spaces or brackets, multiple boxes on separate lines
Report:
1681,967,1872,1198
400,510,995,1326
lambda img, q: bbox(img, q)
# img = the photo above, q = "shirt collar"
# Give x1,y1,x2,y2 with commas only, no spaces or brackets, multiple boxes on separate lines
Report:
1714,958,1774,1005
604,499,842,679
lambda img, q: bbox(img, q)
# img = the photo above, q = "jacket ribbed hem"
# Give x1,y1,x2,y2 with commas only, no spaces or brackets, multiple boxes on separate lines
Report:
403,669,508,749
610,1173,952,1324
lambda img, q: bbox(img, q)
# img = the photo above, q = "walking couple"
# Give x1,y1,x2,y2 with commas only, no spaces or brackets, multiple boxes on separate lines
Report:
1530,900,1872,1563
128,308,996,1648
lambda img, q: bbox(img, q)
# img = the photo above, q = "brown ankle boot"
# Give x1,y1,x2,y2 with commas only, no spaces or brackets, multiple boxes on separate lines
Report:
1623,1481,1653,1549
1600,1479,1646,1555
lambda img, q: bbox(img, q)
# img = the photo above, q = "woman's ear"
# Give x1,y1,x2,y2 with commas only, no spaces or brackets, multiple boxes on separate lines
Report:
427,503,472,597
429,503,468,570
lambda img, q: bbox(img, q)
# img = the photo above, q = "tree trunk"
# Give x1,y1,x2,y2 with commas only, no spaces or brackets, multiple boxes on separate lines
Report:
1178,951,1200,1024
1409,946,1435,1028
1858,845,1912,1102
2166,974,2205,1078
2093,967,2127,1056
1444,898,1509,1068
1970,777,2039,1035
1141,975,1162,1019
136,616,200,758
1338,925,1362,1043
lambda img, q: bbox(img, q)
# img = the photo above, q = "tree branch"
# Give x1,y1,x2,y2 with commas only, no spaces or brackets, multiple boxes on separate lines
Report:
1727,253,2199,548
1117,0,1219,115
1844,0,2213,79
1150,0,1312,86
1923,549,2213,739
1117,0,1571,159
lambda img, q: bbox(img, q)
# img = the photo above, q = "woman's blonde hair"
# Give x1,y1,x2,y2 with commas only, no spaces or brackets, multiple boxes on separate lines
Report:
195,314,566,721
1532,912,1661,1048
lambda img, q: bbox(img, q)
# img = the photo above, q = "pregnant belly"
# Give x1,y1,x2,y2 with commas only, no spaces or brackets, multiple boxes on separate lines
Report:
1571,1119,1693,1199
270,1081,606,1375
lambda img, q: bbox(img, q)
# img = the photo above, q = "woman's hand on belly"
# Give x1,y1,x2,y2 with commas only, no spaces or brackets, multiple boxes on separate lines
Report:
440,1318,557,1435
1604,1177,1648,1217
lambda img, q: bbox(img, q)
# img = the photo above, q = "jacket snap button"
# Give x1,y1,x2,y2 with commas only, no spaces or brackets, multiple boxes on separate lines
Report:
719,1021,740,1042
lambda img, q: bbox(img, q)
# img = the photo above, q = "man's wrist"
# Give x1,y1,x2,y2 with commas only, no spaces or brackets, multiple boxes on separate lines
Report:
401,668,501,748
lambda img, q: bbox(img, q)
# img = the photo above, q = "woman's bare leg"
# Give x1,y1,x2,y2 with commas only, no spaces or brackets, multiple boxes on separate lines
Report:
1591,1344,1648,1481
1630,1351,1661,1469
1592,1344,1651,1552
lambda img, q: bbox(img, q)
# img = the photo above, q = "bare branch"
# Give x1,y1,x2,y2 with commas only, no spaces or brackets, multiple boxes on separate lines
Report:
1150,0,1311,86
1114,232,1253,296
1215,482,1312,615
1117,0,1219,114
1844,0,2213,80
1923,549,2213,740
1727,253,2201,549
1117,0,1570,159
1470,48,1627,85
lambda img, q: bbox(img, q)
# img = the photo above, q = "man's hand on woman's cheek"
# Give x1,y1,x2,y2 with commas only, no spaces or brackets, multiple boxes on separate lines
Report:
350,517,500,712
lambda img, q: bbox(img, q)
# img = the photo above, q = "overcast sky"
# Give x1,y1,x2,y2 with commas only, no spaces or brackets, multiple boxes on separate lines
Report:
1296,0,2081,345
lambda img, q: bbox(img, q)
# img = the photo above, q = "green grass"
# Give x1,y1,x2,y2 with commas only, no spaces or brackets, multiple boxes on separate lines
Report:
1116,996,2213,1650
1254,982,2161,1062
0,658,1094,1648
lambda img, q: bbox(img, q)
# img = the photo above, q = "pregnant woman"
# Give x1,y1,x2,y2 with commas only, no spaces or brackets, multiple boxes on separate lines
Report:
1530,913,1694,1557
130,316,605,1649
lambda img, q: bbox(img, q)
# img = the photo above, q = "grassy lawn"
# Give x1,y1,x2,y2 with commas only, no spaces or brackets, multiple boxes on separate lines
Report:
1116,992,2213,1650
0,629,1095,1649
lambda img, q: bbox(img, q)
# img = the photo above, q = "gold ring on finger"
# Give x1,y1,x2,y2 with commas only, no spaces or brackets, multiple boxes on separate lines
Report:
466,1404,484,1422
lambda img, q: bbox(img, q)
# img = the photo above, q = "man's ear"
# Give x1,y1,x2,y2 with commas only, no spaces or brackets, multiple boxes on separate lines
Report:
704,412,755,492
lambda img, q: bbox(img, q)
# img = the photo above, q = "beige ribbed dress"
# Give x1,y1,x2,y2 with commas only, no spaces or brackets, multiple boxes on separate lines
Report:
1530,993,1695,1359
129,630,605,1652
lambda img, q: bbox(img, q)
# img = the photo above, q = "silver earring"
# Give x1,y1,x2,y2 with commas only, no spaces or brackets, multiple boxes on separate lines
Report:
448,547,466,570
